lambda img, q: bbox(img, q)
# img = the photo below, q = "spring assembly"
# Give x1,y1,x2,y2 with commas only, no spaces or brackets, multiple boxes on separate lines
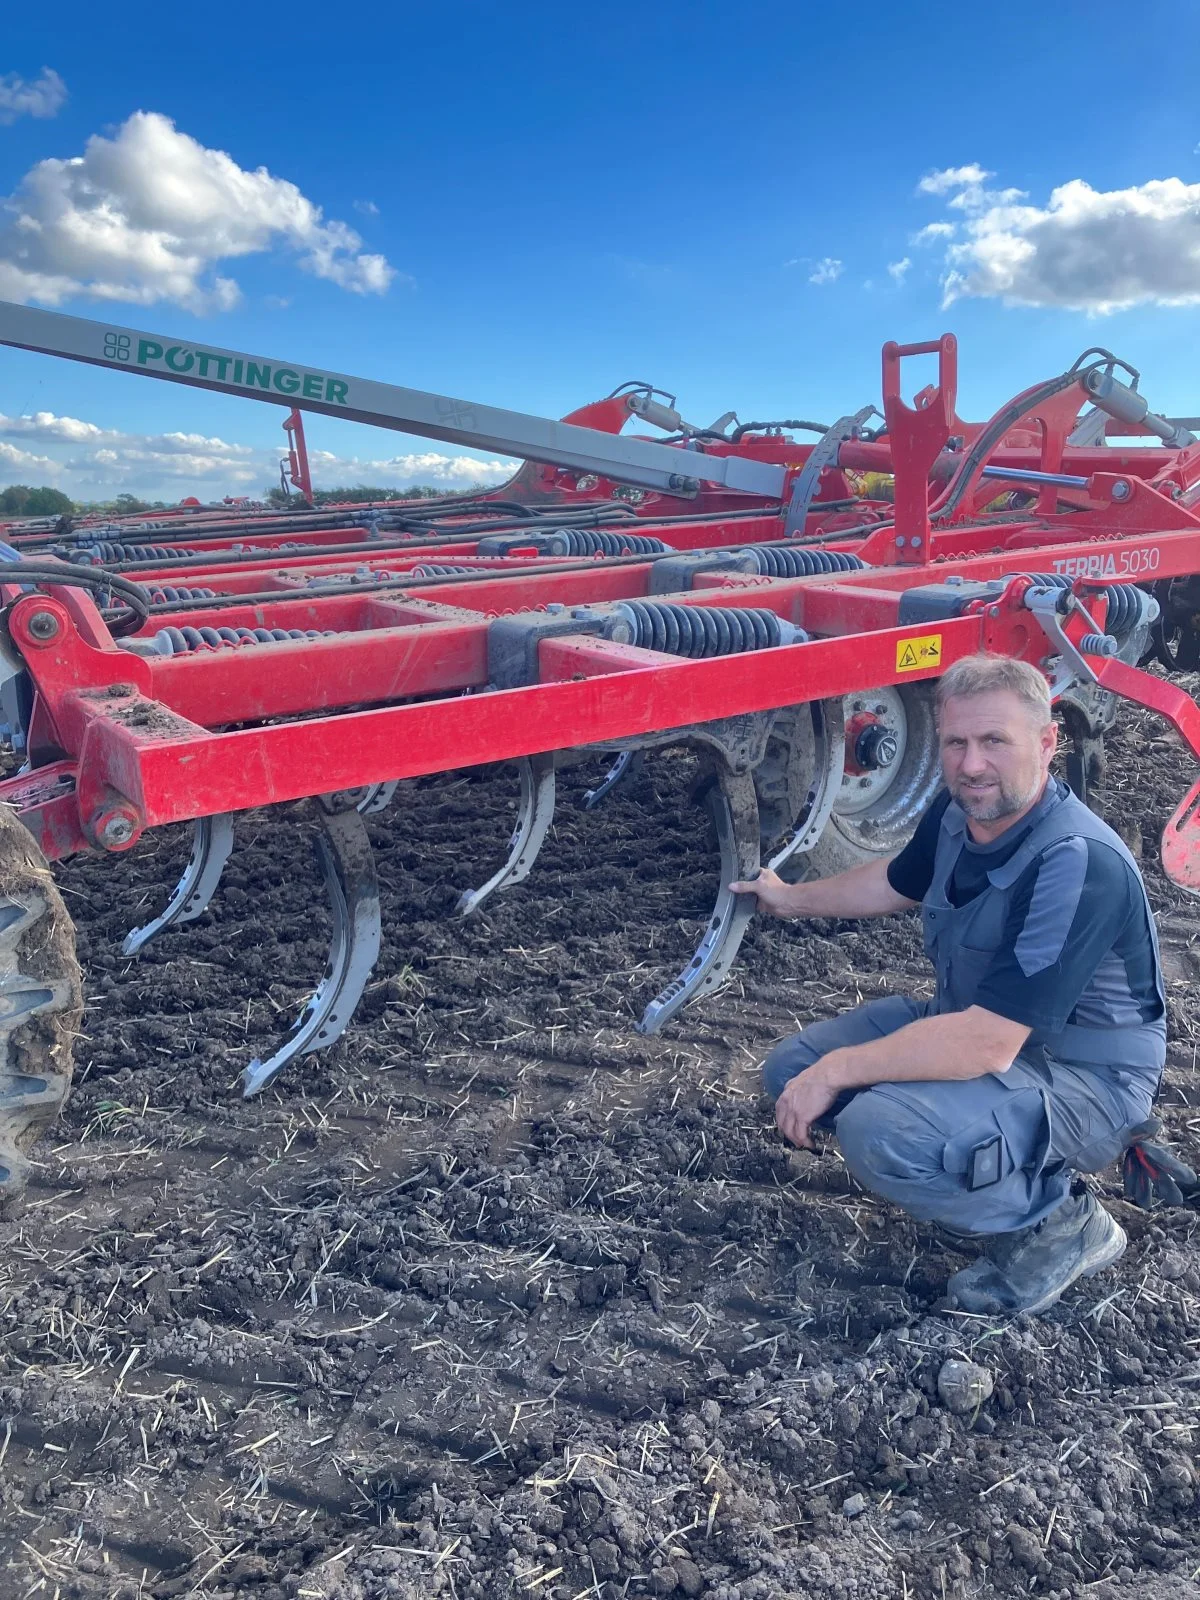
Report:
411,564,474,577
1020,573,1155,638
741,547,865,579
604,601,805,657
150,625,335,656
148,585,217,603
535,528,669,557
1079,633,1119,657
67,541,195,565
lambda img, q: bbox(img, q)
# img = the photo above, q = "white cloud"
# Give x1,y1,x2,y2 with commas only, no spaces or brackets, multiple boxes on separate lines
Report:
808,257,843,285
0,406,513,499
307,448,515,487
1,410,106,444
0,440,57,474
887,257,911,283
917,163,991,198
917,164,1025,215
353,199,380,216
912,221,956,244
920,164,1200,313
0,111,396,313
0,68,66,125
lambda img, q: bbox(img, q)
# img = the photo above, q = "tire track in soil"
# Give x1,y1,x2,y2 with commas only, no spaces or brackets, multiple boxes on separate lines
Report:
0,733,1198,1598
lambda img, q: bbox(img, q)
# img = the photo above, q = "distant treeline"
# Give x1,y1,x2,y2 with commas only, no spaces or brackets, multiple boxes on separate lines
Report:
0,483,497,518
264,484,497,507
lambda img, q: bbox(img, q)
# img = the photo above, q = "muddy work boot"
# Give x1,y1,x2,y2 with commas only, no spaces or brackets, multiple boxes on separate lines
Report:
945,1191,1126,1316
0,812,82,1211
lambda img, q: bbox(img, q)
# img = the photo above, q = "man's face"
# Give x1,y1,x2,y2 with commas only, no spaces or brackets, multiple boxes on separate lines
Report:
938,689,1057,827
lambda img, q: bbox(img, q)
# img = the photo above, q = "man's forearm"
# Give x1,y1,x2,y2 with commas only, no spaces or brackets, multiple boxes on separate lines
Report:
813,1006,1032,1089
776,855,916,920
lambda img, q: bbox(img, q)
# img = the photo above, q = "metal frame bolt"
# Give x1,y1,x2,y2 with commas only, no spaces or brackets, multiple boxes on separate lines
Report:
100,815,136,847
1110,479,1132,501
26,610,59,641
91,806,140,851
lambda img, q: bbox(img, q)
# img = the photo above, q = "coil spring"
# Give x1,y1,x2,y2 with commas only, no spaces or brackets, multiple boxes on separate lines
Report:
606,601,802,657
540,528,669,557
1079,633,1119,657
743,547,866,578
72,541,194,564
412,564,473,577
1020,573,1153,637
151,625,335,656
148,585,216,603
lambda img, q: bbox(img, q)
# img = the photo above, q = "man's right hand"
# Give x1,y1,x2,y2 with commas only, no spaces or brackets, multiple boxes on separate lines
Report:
728,866,797,918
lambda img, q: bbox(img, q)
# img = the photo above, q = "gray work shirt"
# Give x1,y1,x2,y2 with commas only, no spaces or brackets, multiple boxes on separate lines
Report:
888,779,1166,1092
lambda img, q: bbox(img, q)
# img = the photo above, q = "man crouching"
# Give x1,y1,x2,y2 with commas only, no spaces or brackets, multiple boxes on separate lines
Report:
731,653,1165,1315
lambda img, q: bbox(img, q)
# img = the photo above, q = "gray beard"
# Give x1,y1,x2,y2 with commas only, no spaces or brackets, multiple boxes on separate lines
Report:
952,774,1044,823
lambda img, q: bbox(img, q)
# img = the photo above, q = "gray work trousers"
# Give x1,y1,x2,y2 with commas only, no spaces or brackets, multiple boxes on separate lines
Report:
763,996,1155,1235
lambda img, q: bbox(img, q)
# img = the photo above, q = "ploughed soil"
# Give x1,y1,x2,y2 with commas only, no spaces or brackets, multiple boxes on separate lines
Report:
2,700,1199,1600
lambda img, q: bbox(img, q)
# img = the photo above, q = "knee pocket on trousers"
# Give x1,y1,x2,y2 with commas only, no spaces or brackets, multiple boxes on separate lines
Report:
838,1083,1051,1192
940,1087,1051,1189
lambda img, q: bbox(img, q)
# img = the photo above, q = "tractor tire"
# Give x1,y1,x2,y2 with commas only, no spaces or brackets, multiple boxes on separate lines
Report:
0,809,82,1211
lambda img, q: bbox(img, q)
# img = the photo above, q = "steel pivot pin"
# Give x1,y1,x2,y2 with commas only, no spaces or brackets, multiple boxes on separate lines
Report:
26,611,60,641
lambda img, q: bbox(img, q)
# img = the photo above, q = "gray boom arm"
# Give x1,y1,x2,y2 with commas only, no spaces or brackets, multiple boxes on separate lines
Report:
0,301,786,501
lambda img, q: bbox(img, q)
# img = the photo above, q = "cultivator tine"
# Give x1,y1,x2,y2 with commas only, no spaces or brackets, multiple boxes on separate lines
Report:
581,749,642,810
456,754,556,917
121,813,236,956
766,700,845,873
356,781,400,816
637,764,760,1034
241,801,381,1098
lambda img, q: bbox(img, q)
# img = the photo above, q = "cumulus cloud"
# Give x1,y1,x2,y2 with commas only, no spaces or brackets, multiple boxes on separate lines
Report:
808,257,843,285
0,407,513,499
912,221,956,245
0,111,396,312
1,410,106,444
0,440,57,474
307,449,516,487
917,163,990,197
0,68,66,125
887,257,911,283
918,163,1200,313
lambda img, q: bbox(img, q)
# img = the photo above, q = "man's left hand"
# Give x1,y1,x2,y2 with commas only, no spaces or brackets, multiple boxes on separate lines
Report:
775,1068,841,1150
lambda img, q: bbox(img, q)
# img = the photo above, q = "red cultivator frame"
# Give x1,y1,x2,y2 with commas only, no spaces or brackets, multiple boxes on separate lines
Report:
2,305,1200,1100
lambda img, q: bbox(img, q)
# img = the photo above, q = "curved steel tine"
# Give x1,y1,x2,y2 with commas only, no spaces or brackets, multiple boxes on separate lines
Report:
456,754,556,917
122,813,236,957
357,780,400,816
242,802,382,1098
581,749,642,810
767,700,845,872
637,764,760,1034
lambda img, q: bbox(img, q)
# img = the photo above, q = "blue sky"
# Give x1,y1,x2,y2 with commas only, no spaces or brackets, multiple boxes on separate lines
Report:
3,1,1200,501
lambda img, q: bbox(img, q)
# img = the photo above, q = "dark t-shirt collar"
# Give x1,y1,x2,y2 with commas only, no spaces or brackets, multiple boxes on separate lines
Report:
953,776,1069,860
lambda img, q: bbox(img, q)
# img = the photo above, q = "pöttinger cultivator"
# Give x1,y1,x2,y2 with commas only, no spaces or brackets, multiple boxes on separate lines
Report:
3,305,1200,1199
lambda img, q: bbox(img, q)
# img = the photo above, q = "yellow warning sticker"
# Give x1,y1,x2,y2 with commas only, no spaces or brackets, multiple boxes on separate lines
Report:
896,633,942,672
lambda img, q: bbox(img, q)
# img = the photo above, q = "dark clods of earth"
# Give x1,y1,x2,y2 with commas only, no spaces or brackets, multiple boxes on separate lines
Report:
1,699,1198,1599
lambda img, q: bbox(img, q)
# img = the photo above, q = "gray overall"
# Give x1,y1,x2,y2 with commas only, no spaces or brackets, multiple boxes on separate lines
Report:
763,786,1166,1235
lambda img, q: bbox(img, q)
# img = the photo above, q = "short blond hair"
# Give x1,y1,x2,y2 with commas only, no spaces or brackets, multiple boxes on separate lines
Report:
935,653,1052,725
